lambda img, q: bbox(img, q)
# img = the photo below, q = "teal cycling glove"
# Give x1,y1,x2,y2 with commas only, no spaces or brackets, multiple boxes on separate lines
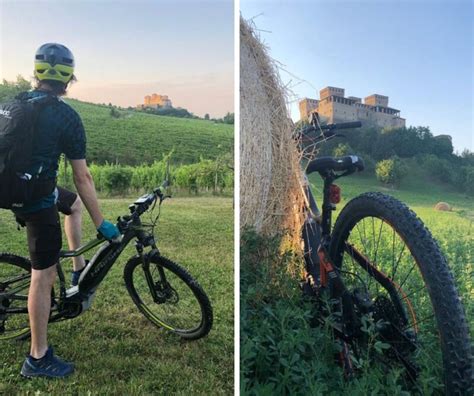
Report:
97,220,120,240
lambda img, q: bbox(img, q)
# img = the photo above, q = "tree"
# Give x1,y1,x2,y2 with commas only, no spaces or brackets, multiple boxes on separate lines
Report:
110,107,121,118
223,112,234,125
0,75,32,101
375,157,407,186
432,135,453,158
204,113,210,120
463,167,474,195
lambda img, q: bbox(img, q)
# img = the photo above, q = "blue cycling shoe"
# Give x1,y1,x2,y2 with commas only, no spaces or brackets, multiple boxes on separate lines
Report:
21,346,74,378
71,260,89,286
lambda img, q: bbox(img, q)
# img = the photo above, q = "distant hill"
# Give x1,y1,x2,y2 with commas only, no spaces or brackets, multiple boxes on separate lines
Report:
65,99,233,165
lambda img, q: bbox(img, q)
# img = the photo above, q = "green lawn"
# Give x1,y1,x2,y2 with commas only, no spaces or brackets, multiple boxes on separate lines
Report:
0,197,233,395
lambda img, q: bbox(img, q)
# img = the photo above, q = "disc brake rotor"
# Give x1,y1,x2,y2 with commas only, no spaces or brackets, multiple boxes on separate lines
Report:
155,282,179,304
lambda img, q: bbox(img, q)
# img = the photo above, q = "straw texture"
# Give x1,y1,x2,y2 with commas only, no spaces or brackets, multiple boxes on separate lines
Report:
240,17,306,248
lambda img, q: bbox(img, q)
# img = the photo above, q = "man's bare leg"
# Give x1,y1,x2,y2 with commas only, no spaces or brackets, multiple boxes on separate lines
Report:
64,197,86,272
28,265,57,358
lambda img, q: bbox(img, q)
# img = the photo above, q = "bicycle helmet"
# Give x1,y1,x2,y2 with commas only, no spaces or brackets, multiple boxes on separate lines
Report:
34,43,75,84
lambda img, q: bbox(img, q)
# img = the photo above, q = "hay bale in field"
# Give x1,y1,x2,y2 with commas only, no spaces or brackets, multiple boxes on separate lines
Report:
434,202,452,211
240,17,305,248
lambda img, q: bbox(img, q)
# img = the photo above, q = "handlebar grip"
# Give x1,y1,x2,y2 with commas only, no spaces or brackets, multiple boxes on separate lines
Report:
333,121,362,130
319,121,362,131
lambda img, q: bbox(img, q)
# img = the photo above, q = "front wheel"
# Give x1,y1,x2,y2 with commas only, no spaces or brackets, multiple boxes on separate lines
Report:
329,192,472,394
124,253,213,340
0,253,31,341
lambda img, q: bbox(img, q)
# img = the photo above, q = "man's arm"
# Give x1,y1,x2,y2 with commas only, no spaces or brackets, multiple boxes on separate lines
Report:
70,159,104,228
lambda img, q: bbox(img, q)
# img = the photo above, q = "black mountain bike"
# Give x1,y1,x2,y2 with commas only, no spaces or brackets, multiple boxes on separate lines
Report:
0,182,213,341
297,114,472,395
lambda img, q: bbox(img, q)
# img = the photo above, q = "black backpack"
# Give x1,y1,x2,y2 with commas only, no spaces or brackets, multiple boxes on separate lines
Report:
0,92,58,209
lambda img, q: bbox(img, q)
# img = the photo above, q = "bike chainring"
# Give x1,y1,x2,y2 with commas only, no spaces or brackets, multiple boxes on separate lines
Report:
59,300,83,319
372,295,420,382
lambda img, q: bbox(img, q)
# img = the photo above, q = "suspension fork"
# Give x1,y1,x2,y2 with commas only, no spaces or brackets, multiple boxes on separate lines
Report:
139,245,168,303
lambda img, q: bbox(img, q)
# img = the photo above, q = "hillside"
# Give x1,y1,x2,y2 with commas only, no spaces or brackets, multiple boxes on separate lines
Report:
65,99,233,165
308,169,473,213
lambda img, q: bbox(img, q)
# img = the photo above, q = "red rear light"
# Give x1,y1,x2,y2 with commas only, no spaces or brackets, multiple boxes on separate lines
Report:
330,184,341,204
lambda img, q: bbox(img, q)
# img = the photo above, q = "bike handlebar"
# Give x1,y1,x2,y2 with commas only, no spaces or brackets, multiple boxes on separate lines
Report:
320,121,362,131
297,121,362,142
130,184,169,217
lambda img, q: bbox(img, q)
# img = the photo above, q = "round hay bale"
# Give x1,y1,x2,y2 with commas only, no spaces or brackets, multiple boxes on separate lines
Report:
434,202,452,211
240,17,305,247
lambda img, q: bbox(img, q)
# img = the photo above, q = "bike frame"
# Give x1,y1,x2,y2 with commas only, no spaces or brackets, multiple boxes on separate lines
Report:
302,165,412,341
5,199,168,323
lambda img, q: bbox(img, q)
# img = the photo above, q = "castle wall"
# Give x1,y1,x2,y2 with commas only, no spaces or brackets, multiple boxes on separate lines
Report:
298,98,318,120
141,93,173,109
298,87,405,128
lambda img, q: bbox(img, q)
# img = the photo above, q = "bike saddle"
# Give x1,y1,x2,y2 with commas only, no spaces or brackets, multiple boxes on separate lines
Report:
306,155,364,175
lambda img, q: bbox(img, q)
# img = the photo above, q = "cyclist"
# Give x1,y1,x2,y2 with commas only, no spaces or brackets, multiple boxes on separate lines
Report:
13,43,120,378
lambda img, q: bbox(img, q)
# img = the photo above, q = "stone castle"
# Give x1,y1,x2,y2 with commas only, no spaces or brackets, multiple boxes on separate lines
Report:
137,93,172,109
299,86,405,128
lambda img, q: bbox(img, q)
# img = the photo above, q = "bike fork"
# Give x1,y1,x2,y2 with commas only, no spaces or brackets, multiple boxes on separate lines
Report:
140,250,168,303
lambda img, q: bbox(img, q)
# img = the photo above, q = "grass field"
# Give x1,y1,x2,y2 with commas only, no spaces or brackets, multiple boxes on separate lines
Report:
0,197,233,395
242,173,473,395
66,99,234,165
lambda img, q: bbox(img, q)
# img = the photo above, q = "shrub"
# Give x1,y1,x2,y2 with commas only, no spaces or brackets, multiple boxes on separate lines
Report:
375,157,407,186
109,107,121,118
57,156,232,195
333,143,352,157
420,154,455,184
459,166,474,196
361,155,376,174
101,164,133,194
131,160,168,191
174,164,198,194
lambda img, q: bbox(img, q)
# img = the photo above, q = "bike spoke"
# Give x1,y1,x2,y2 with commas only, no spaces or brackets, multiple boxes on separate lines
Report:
132,263,203,332
401,285,427,301
6,281,30,295
402,313,435,331
373,218,384,266
397,263,417,293
391,242,406,282
356,219,373,290
0,273,30,289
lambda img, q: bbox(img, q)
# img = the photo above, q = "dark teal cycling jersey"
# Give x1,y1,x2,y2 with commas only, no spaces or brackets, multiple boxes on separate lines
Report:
13,90,86,214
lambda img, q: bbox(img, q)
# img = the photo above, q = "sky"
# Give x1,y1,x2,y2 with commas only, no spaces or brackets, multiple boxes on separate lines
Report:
0,0,234,118
241,0,473,152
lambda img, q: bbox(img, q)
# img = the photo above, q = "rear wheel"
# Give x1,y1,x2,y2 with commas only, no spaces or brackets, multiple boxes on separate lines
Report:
0,254,31,341
329,192,472,394
124,254,213,340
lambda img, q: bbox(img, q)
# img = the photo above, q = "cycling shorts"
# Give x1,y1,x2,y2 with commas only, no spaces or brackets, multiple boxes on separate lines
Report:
15,187,78,270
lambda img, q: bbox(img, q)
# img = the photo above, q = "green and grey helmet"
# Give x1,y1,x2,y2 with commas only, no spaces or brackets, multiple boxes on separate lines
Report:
34,43,75,84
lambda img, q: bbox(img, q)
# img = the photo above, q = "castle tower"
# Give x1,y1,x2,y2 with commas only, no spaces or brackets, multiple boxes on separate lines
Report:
298,98,319,120
364,94,389,107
